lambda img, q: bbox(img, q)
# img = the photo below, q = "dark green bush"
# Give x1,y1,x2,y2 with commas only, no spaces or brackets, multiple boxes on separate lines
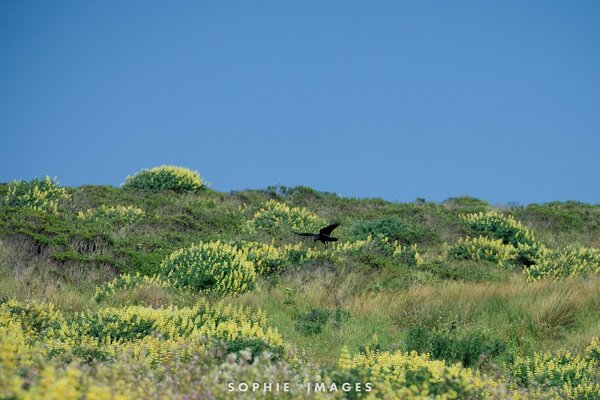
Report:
351,216,435,244
405,326,505,367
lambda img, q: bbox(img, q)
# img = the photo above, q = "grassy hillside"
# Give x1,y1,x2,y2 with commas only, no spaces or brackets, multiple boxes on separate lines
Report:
1,171,600,399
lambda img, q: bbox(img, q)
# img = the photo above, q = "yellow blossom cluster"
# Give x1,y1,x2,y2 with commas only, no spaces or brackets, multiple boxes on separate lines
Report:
508,345,600,398
247,199,325,234
160,240,257,294
0,298,284,367
460,211,536,247
446,236,518,267
122,165,203,193
3,176,71,214
334,346,498,399
526,245,600,281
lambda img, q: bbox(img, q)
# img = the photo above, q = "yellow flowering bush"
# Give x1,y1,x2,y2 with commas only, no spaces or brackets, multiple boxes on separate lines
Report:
461,211,536,247
238,241,293,275
160,241,256,294
585,337,600,363
447,236,518,267
526,245,600,281
508,347,600,399
77,205,145,224
3,177,71,214
122,165,203,193
0,298,292,399
331,346,498,399
460,212,541,265
0,298,284,364
248,200,325,234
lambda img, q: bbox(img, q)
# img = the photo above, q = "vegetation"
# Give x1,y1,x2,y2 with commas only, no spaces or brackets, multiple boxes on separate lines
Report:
1,171,600,398
122,165,203,193
2,176,70,214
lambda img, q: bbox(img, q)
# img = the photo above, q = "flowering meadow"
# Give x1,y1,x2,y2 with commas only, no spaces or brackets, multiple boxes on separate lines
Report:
1,169,600,399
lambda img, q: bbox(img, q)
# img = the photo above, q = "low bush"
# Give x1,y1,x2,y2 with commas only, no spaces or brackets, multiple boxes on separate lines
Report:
159,241,256,294
77,205,145,225
122,165,203,193
294,309,330,335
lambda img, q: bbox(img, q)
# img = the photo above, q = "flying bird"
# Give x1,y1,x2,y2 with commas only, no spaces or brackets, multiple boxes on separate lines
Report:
294,221,341,245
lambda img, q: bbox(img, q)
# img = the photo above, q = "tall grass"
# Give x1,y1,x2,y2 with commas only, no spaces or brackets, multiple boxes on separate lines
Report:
234,267,600,366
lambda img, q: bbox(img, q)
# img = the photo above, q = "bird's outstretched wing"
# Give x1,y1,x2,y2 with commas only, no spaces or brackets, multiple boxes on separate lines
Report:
294,232,316,237
319,221,341,236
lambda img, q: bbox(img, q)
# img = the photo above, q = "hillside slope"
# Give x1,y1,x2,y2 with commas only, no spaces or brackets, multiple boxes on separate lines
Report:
1,174,600,399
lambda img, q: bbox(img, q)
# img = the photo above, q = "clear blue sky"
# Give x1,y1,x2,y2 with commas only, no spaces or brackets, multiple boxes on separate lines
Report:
1,1,599,204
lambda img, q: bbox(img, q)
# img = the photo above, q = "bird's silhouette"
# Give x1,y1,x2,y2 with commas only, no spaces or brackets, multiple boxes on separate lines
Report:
294,221,341,245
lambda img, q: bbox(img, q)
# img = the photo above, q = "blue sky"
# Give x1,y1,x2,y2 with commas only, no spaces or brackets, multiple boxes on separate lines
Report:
1,1,599,204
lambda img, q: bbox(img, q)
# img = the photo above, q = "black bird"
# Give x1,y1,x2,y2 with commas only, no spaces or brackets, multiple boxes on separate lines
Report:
294,221,341,245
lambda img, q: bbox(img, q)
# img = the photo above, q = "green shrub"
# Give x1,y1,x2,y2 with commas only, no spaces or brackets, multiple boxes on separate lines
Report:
294,309,330,335
77,205,145,225
247,200,324,234
526,245,600,281
122,165,203,193
159,241,256,294
3,177,71,213
351,216,435,244
405,326,505,367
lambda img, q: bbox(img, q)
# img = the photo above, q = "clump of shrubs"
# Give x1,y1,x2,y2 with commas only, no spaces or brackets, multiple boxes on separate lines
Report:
122,165,203,193
461,211,536,247
448,212,543,268
77,205,145,225
404,326,505,367
248,199,324,234
526,245,600,281
159,241,256,294
508,348,600,398
3,177,71,213
334,346,497,399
